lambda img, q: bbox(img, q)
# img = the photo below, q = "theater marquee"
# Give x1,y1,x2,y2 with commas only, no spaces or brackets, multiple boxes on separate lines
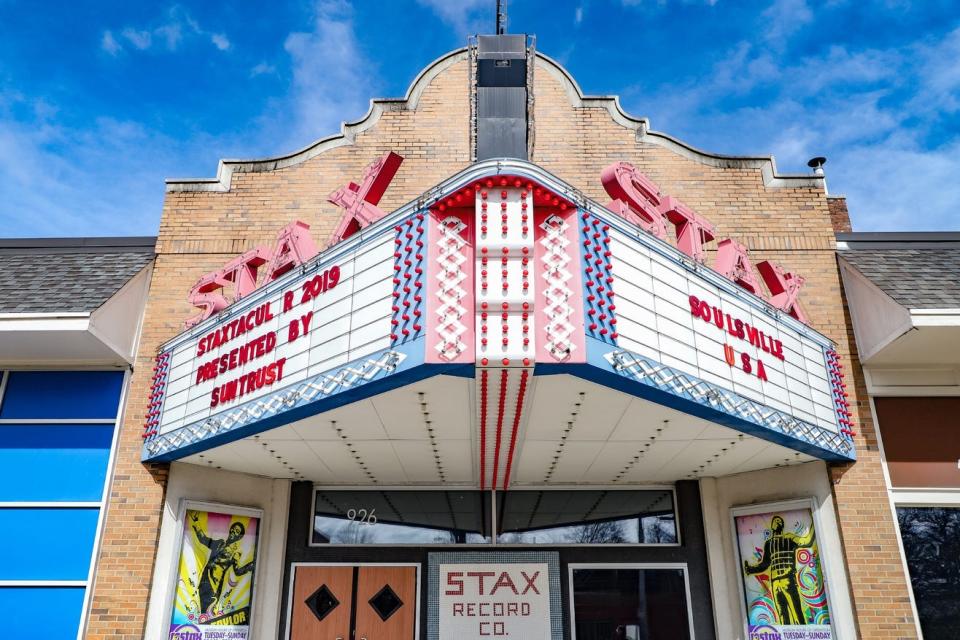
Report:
142,155,854,468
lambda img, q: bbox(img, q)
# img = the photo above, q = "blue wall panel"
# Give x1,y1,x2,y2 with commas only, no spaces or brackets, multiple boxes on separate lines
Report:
0,508,100,580
0,425,114,501
0,370,124,419
0,587,85,639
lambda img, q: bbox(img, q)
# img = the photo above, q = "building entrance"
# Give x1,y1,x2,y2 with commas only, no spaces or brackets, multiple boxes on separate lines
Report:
289,564,418,640
279,482,717,639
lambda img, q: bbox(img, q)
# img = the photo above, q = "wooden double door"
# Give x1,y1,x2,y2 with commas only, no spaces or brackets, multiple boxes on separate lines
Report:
290,564,417,640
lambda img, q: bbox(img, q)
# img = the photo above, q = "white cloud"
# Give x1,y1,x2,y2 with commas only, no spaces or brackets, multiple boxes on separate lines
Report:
210,33,231,51
154,21,183,50
416,0,489,36
106,7,229,55
101,30,121,56
621,0,719,5
624,9,960,231
762,0,812,47
1,0,391,237
121,27,152,50
281,0,378,148
0,101,174,236
831,133,960,231
250,62,276,77
575,5,584,24
0,85,270,237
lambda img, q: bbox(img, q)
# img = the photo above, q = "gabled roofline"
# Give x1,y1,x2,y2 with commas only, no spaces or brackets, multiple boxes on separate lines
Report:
838,231,960,249
534,52,822,189
166,48,824,193
0,236,157,254
166,48,470,193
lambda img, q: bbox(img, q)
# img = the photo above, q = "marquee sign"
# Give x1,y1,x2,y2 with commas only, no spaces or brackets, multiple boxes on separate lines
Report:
142,155,854,466
143,220,401,449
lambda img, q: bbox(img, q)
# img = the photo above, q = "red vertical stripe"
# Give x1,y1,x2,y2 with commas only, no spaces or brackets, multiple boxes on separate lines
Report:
479,369,489,490
491,369,509,489
501,369,529,490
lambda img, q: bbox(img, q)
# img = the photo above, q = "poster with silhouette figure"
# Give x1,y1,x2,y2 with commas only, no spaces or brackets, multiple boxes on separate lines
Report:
168,508,260,640
735,507,833,640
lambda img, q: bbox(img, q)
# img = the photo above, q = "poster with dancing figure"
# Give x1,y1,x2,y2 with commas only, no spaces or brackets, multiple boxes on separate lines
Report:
734,505,833,640
168,507,260,640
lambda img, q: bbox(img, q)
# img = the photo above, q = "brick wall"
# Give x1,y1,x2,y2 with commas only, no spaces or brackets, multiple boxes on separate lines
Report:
829,195,853,233
85,51,916,637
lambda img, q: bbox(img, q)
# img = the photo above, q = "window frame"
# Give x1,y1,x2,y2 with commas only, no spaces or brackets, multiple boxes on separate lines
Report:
567,562,696,640
729,497,842,640
0,367,130,640
159,498,265,640
890,496,960,639
308,485,680,548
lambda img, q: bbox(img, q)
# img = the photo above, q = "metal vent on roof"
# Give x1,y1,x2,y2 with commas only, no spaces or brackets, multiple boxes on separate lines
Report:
473,34,531,161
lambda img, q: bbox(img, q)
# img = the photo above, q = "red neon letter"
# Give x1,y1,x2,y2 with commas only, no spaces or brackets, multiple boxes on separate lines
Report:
715,239,765,298
659,195,715,263
600,161,669,240
185,271,231,328
185,246,272,327
757,260,808,324
328,151,404,246
265,220,319,283
221,246,272,298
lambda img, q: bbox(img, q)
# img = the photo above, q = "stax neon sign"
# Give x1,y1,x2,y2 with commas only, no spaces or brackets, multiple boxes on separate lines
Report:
185,152,403,327
601,161,808,324
184,154,806,327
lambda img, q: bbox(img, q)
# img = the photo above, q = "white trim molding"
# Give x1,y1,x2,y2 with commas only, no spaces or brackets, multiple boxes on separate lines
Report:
0,580,87,587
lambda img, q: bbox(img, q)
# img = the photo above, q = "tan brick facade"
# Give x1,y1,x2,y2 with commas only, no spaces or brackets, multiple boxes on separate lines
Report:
86,50,916,638
829,196,853,233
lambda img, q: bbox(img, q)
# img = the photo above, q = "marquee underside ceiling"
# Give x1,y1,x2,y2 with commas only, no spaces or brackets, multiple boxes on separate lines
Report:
179,374,816,485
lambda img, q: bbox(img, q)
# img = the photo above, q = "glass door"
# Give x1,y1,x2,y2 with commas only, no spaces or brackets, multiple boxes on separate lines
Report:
569,565,693,640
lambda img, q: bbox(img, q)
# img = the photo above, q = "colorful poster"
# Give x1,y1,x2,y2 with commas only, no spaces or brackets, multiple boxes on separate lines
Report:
735,507,833,640
168,508,260,640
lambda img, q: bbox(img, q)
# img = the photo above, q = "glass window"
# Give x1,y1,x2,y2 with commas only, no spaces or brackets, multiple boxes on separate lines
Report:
0,508,100,580
0,370,123,419
0,424,114,501
497,490,676,544
0,587,86,639
897,506,960,637
313,490,491,544
571,567,691,640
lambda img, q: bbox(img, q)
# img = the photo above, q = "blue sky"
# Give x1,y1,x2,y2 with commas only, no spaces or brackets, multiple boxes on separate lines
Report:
0,0,958,237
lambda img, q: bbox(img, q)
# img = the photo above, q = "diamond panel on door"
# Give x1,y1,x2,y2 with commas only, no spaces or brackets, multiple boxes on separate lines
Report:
355,566,417,639
290,566,352,640
368,583,403,621
306,583,341,622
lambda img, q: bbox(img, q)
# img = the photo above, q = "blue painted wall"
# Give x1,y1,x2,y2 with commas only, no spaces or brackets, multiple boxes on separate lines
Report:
0,370,125,640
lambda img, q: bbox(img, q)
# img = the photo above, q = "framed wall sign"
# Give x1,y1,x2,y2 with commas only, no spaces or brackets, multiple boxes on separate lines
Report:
167,501,263,640
731,499,836,640
428,551,563,640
